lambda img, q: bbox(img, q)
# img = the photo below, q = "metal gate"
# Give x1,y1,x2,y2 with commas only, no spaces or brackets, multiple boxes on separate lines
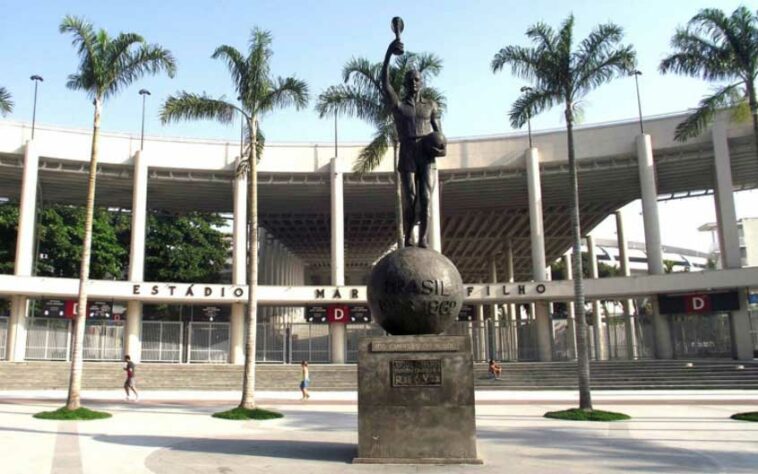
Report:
25,318,71,360
188,322,229,363
0,317,8,360
291,323,330,363
671,313,732,358
346,324,386,363
83,320,125,360
142,321,183,362
256,320,287,362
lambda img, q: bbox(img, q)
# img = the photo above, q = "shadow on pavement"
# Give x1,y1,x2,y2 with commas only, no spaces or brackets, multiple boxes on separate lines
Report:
95,434,355,463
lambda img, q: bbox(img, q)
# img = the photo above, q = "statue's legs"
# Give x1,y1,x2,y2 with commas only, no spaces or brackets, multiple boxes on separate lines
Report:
417,162,434,248
400,170,417,247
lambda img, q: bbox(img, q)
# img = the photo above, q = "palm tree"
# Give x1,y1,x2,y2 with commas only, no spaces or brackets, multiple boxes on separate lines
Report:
315,54,445,247
660,6,758,150
59,15,176,410
492,15,635,411
0,87,12,116
161,28,308,410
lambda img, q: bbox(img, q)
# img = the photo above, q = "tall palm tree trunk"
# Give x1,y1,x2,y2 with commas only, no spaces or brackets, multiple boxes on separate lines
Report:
66,97,102,411
566,108,592,411
240,116,258,410
393,143,404,248
748,80,758,162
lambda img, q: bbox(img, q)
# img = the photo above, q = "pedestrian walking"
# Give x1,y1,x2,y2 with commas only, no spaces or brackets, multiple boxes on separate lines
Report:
300,360,311,400
123,355,139,402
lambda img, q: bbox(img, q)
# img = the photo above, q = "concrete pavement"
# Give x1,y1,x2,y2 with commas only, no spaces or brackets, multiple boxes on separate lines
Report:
1,390,757,473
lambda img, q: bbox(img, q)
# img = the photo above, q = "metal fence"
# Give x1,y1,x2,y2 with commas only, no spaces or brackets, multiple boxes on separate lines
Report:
25,318,70,360
257,321,287,363
0,317,8,360
750,311,758,355
671,313,732,358
291,323,330,363
188,322,229,363
142,321,183,362
83,320,125,361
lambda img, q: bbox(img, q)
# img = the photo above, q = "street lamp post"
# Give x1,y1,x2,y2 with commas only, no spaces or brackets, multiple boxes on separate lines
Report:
633,70,644,134
30,75,43,139
520,86,533,148
139,89,151,150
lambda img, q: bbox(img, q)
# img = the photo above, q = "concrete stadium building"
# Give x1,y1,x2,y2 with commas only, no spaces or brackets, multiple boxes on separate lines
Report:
0,111,756,365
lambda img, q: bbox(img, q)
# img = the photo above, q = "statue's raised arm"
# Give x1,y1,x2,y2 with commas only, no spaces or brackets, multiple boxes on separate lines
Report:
381,38,404,107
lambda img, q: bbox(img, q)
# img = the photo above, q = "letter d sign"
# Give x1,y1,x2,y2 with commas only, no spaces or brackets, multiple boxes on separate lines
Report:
685,294,711,313
328,304,350,323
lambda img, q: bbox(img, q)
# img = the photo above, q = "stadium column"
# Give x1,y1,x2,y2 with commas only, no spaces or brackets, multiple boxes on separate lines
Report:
330,156,346,363
563,253,577,359
6,140,38,361
505,239,517,359
637,133,673,359
489,259,499,359
429,164,442,252
587,235,607,360
526,147,552,361
125,149,148,363
229,156,247,365
712,117,753,360
615,210,638,359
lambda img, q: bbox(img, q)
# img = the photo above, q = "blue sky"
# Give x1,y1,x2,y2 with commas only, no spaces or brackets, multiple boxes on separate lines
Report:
1,0,755,252
0,0,751,142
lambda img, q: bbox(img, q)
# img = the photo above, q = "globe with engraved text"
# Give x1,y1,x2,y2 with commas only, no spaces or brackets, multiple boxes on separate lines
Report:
367,246,464,335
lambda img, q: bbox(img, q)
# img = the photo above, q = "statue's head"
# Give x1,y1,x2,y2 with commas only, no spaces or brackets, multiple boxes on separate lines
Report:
404,69,421,95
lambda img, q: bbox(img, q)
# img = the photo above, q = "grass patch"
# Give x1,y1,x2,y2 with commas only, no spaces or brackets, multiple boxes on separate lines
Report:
545,408,631,422
33,407,112,421
212,407,284,420
731,412,758,422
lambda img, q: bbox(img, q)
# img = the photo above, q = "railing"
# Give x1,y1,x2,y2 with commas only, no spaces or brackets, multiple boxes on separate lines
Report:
188,322,230,363
25,318,70,360
142,321,182,362
83,320,125,361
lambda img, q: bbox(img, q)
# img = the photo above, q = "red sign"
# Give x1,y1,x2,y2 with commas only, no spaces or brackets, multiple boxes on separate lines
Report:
684,294,712,313
327,305,350,323
64,301,77,319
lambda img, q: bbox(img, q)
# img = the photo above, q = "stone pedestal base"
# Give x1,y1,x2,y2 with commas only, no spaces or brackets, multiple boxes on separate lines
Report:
354,335,481,464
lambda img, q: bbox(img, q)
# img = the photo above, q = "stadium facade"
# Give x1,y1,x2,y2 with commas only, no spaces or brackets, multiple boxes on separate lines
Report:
0,111,756,365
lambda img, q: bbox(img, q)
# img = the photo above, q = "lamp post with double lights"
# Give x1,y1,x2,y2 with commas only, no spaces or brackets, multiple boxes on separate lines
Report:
520,86,533,148
30,75,43,139
633,70,644,134
139,89,151,150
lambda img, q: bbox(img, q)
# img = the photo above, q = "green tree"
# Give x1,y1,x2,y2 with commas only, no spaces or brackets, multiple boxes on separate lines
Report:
492,15,635,411
161,28,308,410
0,201,18,274
315,53,445,246
660,6,758,150
145,211,230,283
59,15,176,410
37,205,126,279
0,87,12,116
550,252,622,280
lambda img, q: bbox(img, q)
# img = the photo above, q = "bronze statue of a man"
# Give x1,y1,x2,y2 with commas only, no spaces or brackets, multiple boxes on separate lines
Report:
381,22,446,249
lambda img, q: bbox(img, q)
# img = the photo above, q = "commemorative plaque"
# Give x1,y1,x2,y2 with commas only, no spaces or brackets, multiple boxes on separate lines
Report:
391,359,442,387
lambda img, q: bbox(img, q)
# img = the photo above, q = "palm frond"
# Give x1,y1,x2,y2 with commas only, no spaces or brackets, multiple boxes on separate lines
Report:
674,82,743,141
509,87,560,128
353,125,391,174
412,52,443,79
246,28,273,107
574,45,636,96
105,43,175,98
315,84,383,124
160,92,240,125
491,45,541,79
0,87,13,116
212,45,247,97
342,57,381,91
260,76,309,113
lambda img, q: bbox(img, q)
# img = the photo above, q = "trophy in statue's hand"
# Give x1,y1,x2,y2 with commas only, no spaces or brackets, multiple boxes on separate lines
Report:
390,16,405,55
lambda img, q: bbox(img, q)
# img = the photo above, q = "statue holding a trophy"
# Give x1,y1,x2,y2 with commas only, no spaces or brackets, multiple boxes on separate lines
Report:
381,16,447,249
356,18,479,465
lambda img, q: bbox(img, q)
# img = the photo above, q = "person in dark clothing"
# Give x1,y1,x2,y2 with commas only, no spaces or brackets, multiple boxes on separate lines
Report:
123,355,139,402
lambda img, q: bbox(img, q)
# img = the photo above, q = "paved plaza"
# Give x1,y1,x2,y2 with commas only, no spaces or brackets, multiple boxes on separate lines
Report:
1,390,758,473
